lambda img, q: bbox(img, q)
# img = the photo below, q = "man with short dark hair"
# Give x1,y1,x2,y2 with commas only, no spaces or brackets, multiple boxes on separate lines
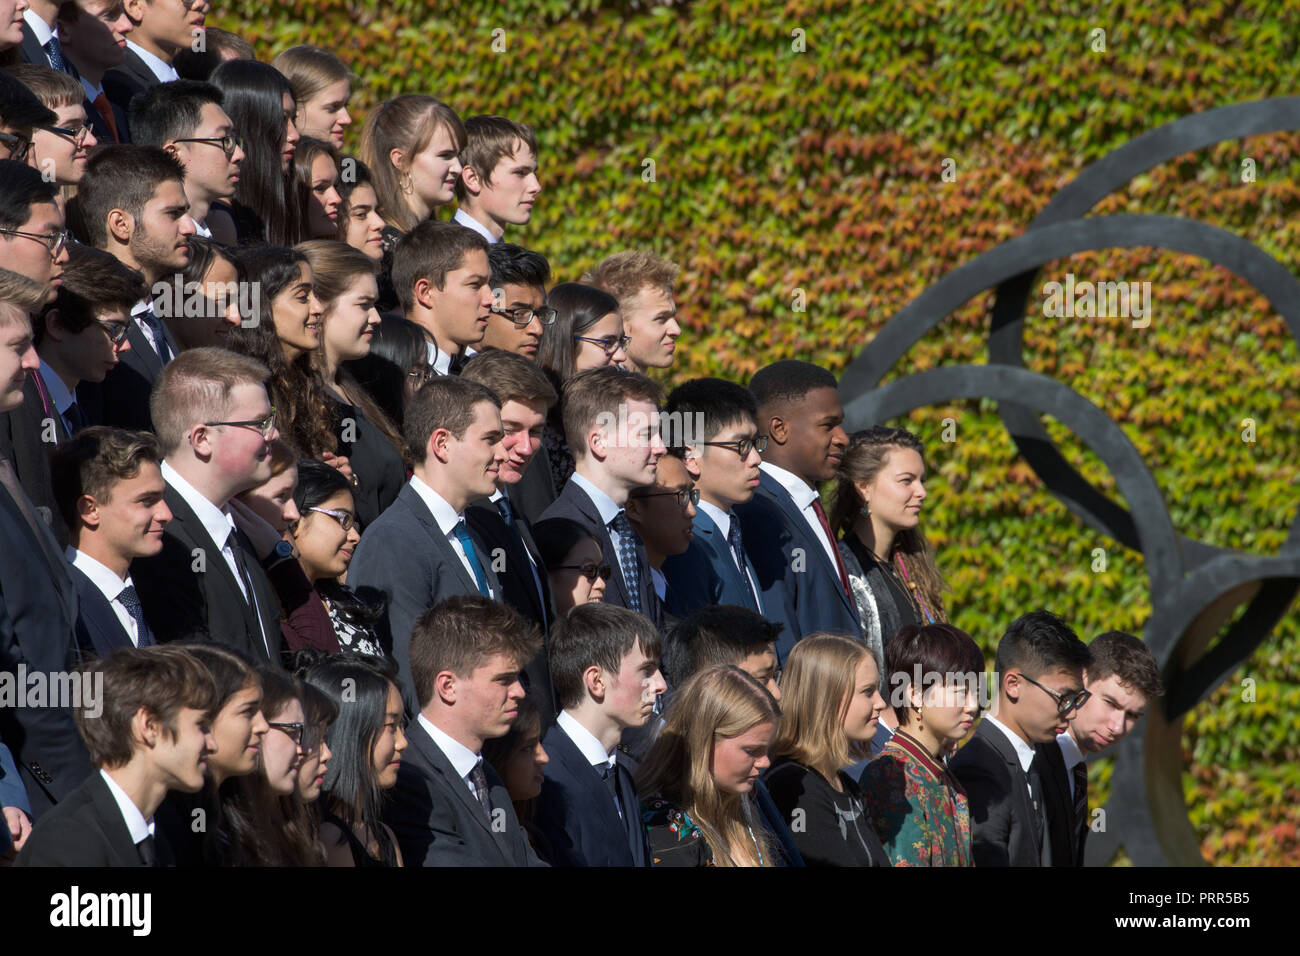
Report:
349,376,507,709
582,250,681,375
16,645,218,866
102,0,206,112
537,602,666,866
949,610,1091,867
663,604,782,699
0,158,68,296
384,596,546,867
452,115,540,243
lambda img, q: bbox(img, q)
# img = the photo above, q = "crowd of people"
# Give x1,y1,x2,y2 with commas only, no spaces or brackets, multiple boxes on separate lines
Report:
0,1,1164,867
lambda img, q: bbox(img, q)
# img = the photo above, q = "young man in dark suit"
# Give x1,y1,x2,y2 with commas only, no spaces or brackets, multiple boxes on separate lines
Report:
736,360,860,660
74,145,193,430
538,366,666,628
1039,630,1162,867
348,376,507,709
102,0,203,112
129,347,284,664
51,427,171,658
949,610,1091,867
460,349,559,717
660,378,767,618
536,602,666,866
17,0,76,75
384,596,546,867
0,268,92,821
16,644,217,866
56,0,137,143
452,115,540,244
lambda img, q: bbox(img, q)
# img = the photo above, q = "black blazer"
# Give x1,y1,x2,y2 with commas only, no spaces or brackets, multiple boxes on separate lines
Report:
511,443,558,525
348,482,501,711
383,718,544,867
70,563,155,660
0,374,69,547
1037,738,1084,867
102,47,161,114
535,721,651,867
130,482,283,664
77,322,161,432
0,474,91,819
948,719,1045,867
538,479,662,630
83,95,131,145
15,770,166,866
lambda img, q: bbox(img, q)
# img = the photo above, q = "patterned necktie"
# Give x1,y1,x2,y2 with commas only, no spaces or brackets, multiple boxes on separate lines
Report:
92,92,120,143
468,758,492,817
1072,760,1089,859
810,497,851,597
453,519,490,597
609,511,642,613
139,306,173,364
45,35,69,74
117,584,148,645
726,518,760,607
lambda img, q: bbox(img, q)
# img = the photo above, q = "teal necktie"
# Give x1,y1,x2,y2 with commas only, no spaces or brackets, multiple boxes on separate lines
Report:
453,519,490,597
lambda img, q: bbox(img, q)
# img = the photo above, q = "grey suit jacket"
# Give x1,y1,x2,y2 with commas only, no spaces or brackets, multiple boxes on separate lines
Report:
949,719,1045,867
348,482,501,711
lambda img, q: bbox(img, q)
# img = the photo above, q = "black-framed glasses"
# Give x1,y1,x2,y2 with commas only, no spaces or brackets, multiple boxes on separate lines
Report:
630,487,700,509
0,130,32,163
0,227,70,259
307,506,355,532
1020,673,1091,717
704,435,769,457
173,134,244,157
96,319,131,346
573,333,631,355
555,563,612,582
37,123,92,145
267,721,304,745
490,303,557,327
203,406,276,439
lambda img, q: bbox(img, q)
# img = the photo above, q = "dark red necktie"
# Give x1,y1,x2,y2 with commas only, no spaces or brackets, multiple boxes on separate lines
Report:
811,497,851,598
93,93,120,143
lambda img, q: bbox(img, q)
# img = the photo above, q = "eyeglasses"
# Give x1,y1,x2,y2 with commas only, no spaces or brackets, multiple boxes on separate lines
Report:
630,487,700,509
96,319,131,346
573,333,631,355
1020,673,1091,717
0,227,70,259
555,563,612,582
267,721,304,745
37,123,92,145
203,406,276,439
490,303,557,327
0,131,32,163
408,364,434,387
172,134,244,157
307,506,355,532
704,435,768,457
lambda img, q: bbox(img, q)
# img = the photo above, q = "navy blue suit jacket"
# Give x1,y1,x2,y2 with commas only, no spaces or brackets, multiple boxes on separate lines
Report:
735,471,862,661
661,507,763,617
70,563,154,660
536,722,651,867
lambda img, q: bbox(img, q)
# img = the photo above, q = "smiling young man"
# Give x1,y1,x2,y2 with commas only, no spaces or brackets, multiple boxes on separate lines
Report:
537,602,666,867
480,242,551,360
6,64,98,186
348,376,507,709
392,220,492,374
736,360,859,659
582,250,681,375
949,610,1091,867
102,0,206,113
384,596,545,867
538,365,667,628
452,115,540,244
0,158,67,297
16,645,218,866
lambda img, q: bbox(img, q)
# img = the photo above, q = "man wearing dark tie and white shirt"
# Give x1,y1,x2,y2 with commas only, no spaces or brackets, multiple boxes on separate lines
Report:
56,0,137,144
19,1,78,76
101,0,202,113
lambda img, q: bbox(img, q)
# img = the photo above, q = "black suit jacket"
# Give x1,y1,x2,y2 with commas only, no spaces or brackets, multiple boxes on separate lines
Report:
0,374,69,547
538,478,662,630
83,95,131,145
0,473,91,819
130,482,283,664
511,442,558,525
70,563,155,660
348,482,501,711
536,722,651,867
15,769,165,866
948,719,1045,867
102,47,161,114
384,718,544,867
77,322,160,432
1037,738,1084,867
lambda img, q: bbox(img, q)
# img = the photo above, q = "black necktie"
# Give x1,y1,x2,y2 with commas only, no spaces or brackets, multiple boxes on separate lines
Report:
136,834,156,866
139,306,173,364
1072,760,1089,860
225,529,269,658
64,400,88,435
497,495,547,628
1027,755,1050,865
599,762,625,824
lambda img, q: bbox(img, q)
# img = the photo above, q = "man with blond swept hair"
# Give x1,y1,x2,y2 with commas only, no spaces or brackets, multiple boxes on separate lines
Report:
582,250,682,375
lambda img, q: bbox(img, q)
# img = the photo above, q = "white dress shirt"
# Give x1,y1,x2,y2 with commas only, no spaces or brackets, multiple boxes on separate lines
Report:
984,713,1037,799
557,710,616,769
426,339,453,375
452,207,498,243
408,475,493,598
1057,729,1086,799
127,40,180,83
23,9,56,48
490,487,544,596
419,713,484,801
100,769,154,844
569,472,631,581
131,298,180,361
759,460,840,572
67,547,142,646
37,359,76,430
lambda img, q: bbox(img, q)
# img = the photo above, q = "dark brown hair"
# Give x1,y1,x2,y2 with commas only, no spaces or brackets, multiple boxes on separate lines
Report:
560,365,663,457
459,347,557,410
1086,630,1163,700
403,374,500,466
390,219,489,315
409,596,541,709
37,244,145,343
50,426,161,529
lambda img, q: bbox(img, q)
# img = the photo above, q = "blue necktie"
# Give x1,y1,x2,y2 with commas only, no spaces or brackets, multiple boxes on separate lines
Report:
45,36,70,74
139,307,173,364
453,519,490,597
610,511,642,614
726,518,760,608
117,584,153,647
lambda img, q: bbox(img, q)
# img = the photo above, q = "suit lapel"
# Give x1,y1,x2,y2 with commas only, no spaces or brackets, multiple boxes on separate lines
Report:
549,726,626,842
409,721,502,848
978,722,1042,855
568,484,631,608
164,485,260,636
398,485,481,596
121,321,163,382
759,473,853,615
88,773,144,866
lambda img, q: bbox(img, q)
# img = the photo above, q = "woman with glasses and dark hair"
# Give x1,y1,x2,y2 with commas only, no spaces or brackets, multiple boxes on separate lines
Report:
535,282,630,490
303,652,407,867
533,515,610,614
290,459,384,656
860,623,984,866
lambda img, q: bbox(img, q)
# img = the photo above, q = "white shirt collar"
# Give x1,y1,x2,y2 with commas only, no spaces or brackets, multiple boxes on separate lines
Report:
569,472,622,526
557,710,616,768
99,768,154,844
37,358,75,415
23,9,55,47
67,547,131,594
193,219,212,239
1057,729,1086,771
759,460,819,511
407,474,463,534
984,713,1037,774
452,207,498,243
697,499,731,537
161,460,236,552
418,713,481,781
426,338,451,376
127,39,180,84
